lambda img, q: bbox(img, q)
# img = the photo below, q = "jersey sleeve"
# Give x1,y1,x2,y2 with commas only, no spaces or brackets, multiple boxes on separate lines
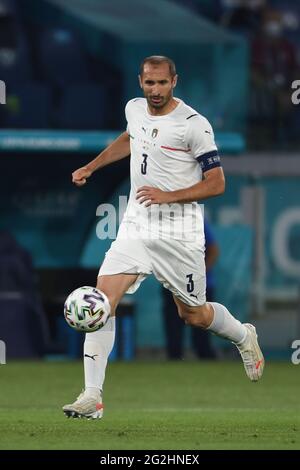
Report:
185,115,221,173
125,99,134,135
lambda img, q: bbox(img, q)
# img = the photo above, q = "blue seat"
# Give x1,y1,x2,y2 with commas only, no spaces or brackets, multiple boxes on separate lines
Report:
3,81,51,128
38,28,90,89
57,83,107,129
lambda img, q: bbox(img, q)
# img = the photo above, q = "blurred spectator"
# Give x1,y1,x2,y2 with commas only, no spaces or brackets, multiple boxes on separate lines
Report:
220,0,268,37
250,8,298,148
0,231,50,357
162,221,219,360
170,0,223,22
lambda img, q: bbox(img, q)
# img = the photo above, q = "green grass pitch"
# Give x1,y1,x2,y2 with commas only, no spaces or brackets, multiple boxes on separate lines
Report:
0,360,299,450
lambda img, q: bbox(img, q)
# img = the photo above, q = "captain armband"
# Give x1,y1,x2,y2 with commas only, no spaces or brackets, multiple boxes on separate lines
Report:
196,150,221,173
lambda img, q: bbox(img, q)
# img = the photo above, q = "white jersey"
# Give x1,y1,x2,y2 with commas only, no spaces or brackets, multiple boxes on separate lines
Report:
123,97,220,242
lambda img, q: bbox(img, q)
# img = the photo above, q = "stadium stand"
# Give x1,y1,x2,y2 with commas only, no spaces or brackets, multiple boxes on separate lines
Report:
0,231,50,358
2,82,51,128
37,28,91,90
56,83,107,130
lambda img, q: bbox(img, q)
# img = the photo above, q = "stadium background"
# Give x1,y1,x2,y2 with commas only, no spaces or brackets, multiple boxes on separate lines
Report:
0,0,300,451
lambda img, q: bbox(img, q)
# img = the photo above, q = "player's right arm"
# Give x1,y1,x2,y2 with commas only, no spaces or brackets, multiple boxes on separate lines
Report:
72,131,130,187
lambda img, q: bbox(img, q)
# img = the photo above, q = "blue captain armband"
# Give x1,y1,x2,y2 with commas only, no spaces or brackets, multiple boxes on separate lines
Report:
196,150,221,173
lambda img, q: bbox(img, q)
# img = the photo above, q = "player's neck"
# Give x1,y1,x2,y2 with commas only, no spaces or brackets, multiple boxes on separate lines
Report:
147,98,179,116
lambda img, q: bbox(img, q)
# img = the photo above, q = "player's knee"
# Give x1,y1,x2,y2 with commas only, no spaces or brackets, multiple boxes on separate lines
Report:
183,314,204,328
96,280,117,315
180,304,208,328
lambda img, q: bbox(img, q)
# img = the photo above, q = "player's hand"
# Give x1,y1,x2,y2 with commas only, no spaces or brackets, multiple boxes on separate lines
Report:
72,166,92,187
136,186,173,207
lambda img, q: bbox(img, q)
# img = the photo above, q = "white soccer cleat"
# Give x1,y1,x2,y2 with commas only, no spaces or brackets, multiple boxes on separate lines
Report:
235,323,264,382
63,391,104,419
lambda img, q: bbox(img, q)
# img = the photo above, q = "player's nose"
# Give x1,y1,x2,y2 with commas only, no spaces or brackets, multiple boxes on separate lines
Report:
151,85,160,95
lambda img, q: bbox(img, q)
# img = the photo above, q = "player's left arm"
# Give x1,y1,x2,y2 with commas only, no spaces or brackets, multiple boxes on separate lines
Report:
136,167,225,206
167,166,225,203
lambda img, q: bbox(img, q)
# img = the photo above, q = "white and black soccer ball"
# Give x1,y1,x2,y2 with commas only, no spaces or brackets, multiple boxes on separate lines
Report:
64,286,110,332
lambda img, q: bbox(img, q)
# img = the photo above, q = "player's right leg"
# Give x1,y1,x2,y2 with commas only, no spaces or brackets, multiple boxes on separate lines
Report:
63,273,138,419
96,273,139,315
63,222,152,419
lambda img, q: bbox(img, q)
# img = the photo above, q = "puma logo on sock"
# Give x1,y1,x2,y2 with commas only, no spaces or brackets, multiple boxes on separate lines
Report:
84,354,98,361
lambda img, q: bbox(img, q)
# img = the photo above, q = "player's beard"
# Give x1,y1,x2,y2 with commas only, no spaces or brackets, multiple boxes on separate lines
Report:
146,91,172,111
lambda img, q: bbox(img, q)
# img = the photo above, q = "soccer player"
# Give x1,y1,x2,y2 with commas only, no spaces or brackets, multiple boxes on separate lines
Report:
63,56,264,419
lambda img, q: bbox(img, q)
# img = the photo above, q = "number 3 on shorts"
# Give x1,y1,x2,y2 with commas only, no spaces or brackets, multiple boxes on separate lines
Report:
186,273,194,293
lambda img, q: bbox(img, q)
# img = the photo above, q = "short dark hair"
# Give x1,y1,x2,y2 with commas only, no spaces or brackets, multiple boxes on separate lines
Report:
140,55,176,77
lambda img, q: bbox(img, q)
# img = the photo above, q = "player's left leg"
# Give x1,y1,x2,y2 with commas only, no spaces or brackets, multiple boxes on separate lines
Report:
63,273,139,419
173,296,264,382
162,287,185,359
148,238,264,381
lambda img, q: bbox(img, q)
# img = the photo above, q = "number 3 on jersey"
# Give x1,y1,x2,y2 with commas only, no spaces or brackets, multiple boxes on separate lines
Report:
141,153,148,175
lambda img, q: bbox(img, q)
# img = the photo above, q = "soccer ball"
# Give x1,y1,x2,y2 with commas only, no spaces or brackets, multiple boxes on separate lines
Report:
64,286,110,332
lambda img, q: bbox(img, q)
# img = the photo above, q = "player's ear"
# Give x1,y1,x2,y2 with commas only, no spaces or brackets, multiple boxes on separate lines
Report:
172,74,178,88
138,74,143,89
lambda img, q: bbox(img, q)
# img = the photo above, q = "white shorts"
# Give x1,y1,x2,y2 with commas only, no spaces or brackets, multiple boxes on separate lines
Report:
98,222,206,306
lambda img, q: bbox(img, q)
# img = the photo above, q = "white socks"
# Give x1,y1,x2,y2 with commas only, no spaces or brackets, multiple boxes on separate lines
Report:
84,316,116,398
207,302,247,344
83,303,246,400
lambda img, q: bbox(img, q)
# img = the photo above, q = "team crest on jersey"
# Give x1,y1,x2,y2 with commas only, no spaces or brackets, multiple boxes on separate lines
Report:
151,128,159,139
